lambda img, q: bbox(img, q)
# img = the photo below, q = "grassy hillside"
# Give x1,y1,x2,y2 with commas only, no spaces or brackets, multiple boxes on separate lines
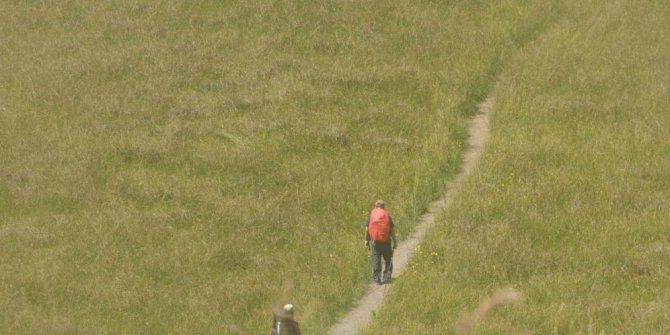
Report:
361,0,670,334
1,1,561,333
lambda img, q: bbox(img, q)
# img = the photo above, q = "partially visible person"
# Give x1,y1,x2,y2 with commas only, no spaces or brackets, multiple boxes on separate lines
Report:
365,200,397,284
269,304,302,335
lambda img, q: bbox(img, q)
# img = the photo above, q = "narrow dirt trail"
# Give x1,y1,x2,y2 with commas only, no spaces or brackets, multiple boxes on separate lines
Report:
327,99,491,335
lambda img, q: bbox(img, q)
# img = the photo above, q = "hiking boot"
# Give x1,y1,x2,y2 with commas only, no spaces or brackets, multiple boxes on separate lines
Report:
382,273,391,284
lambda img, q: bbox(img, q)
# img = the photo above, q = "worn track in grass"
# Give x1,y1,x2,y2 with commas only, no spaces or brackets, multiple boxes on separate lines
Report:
328,99,491,335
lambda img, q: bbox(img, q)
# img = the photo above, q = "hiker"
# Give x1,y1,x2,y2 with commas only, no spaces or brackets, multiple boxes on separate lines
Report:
269,304,302,335
365,200,397,284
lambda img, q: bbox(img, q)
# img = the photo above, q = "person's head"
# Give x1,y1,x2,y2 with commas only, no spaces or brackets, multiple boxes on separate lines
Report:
281,304,294,319
374,200,385,209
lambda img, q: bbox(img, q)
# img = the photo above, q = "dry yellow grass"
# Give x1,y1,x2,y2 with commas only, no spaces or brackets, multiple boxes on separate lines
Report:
2,1,567,333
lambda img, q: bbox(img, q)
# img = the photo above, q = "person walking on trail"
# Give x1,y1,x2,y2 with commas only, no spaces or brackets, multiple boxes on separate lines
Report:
365,200,397,284
269,304,302,335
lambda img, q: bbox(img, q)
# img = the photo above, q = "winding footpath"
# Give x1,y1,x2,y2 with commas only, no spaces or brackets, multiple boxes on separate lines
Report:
328,99,491,335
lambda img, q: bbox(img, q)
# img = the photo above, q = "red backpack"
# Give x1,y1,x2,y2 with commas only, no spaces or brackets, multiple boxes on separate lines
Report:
368,208,390,243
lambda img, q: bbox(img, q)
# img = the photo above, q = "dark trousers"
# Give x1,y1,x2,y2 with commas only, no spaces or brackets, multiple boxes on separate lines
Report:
371,241,393,283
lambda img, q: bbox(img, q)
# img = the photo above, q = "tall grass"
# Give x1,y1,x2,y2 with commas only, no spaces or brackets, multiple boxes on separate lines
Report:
2,1,561,333
361,0,670,333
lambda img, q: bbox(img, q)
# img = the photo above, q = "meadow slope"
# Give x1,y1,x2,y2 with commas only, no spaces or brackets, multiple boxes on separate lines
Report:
362,0,670,334
0,1,563,334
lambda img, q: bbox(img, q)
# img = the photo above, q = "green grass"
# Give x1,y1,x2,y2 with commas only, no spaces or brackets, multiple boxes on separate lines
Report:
0,1,563,334
361,0,670,334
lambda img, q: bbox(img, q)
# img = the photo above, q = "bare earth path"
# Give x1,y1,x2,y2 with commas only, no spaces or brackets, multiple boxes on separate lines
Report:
328,99,491,335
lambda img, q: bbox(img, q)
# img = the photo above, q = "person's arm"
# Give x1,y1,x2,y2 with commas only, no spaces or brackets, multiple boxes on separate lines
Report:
389,216,397,249
296,322,302,335
364,215,371,249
